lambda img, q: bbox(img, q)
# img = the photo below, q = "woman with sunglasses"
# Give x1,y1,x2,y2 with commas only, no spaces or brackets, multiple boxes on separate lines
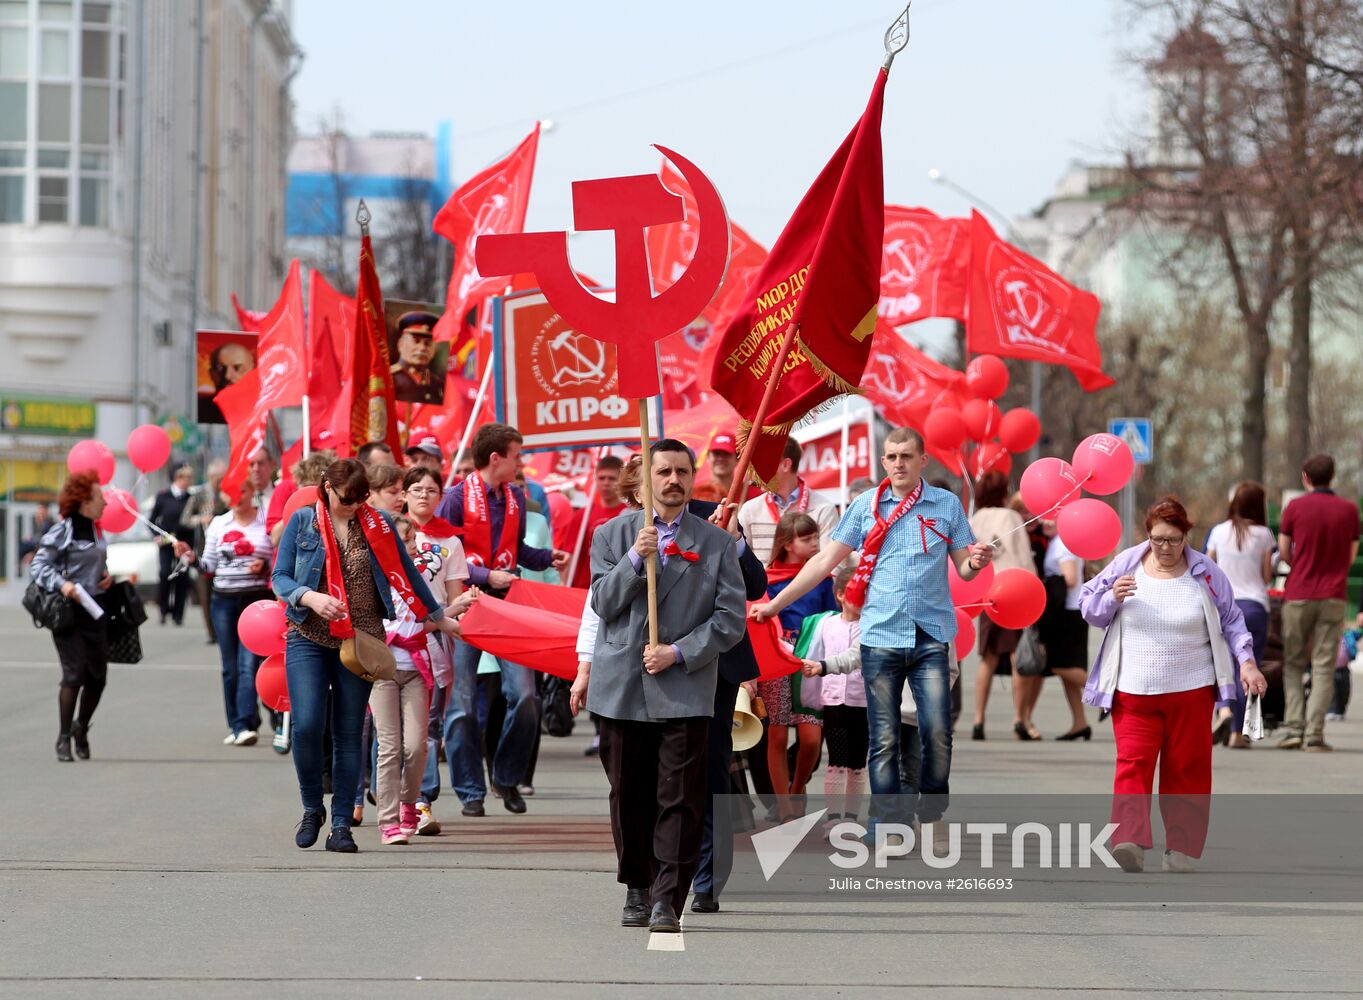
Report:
273,458,446,853
1079,496,1267,875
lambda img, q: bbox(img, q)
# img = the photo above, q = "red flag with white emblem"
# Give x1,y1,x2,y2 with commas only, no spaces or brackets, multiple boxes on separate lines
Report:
966,212,1113,391
879,206,969,326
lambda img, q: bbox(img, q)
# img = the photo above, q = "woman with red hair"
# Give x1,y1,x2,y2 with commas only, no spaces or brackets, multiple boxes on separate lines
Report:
1080,496,1267,874
29,471,114,761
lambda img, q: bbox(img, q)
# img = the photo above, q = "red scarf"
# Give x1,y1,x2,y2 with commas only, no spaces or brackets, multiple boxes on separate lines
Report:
765,477,811,524
413,515,460,540
461,471,520,571
765,561,806,584
843,478,924,610
317,501,429,639
387,632,434,689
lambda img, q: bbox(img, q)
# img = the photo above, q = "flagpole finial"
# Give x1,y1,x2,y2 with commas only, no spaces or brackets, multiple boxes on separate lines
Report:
883,3,911,70
355,199,371,236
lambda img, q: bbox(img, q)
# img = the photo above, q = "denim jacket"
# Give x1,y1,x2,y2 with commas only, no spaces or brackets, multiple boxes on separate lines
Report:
271,507,444,627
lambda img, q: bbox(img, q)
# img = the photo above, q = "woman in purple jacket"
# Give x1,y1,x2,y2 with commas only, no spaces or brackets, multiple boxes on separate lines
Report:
1079,496,1267,874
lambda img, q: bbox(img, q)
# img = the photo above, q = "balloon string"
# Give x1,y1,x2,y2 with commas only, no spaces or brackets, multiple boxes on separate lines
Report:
109,478,195,580
953,601,991,611
981,473,1093,550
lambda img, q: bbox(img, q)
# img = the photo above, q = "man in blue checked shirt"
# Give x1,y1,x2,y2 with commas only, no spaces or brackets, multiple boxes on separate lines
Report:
753,427,994,835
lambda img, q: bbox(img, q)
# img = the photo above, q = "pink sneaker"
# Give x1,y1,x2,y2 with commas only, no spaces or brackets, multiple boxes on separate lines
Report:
399,802,419,837
380,825,409,846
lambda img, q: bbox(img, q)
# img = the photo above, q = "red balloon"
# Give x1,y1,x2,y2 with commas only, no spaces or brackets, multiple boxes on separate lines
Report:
126,424,172,474
949,558,995,617
954,609,976,662
924,408,968,453
238,599,288,658
967,441,1012,480
97,488,137,533
281,485,319,524
961,399,1002,442
67,439,115,485
965,355,1009,400
1019,457,1082,518
984,568,1047,629
1071,433,1135,496
998,408,1041,453
256,653,290,713
1057,498,1123,560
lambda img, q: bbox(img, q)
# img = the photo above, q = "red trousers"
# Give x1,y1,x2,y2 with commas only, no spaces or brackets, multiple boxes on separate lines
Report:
1109,686,1214,857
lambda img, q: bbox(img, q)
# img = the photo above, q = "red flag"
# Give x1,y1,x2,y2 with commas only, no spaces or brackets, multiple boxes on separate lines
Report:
306,270,356,455
350,234,404,456
230,292,267,333
860,320,965,429
219,261,306,497
966,211,1113,391
708,70,888,484
432,124,540,344
880,206,969,326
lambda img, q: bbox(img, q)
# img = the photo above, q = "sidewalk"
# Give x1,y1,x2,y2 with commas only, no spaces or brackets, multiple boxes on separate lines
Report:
0,606,1359,999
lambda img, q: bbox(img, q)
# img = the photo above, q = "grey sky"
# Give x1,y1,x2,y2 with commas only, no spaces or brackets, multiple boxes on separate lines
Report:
292,0,1145,284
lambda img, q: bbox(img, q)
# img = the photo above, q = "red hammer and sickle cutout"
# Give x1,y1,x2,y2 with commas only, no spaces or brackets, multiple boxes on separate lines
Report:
475,145,730,399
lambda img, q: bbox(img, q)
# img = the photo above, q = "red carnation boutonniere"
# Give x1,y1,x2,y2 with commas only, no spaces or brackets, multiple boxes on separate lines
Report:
663,541,699,563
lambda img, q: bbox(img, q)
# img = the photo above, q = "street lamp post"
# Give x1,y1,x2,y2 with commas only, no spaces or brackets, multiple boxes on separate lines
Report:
928,168,1043,467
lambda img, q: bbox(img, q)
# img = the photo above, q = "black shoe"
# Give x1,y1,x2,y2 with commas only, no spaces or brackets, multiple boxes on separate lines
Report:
461,800,486,817
325,826,358,853
70,721,90,759
1013,722,1037,741
497,784,527,814
55,735,73,762
622,887,651,927
295,808,326,848
1056,726,1092,742
649,901,681,933
971,724,985,741
691,892,719,913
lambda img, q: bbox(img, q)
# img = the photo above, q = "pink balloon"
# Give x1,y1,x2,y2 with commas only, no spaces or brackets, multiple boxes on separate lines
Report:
1057,498,1123,560
968,441,1012,480
282,486,319,524
97,488,137,533
924,408,968,453
949,558,995,618
238,599,288,658
954,609,976,662
966,355,1009,400
998,408,1041,453
962,399,1002,442
1071,433,1135,496
67,439,115,485
127,424,172,474
256,653,290,712
984,568,1047,629
1019,457,1082,518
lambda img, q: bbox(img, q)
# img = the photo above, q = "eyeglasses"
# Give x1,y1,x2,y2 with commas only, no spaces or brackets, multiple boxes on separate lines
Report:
406,487,441,497
1148,535,1185,548
327,486,367,506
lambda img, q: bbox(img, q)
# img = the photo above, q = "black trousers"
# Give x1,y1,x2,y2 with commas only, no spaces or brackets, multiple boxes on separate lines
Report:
693,676,740,896
599,715,709,915
157,545,189,624
53,607,108,689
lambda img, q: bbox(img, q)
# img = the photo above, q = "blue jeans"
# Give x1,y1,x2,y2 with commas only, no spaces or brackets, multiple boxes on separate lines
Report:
1217,600,1268,734
442,640,540,803
861,637,952,827
210,591,268,736
285,634,371,827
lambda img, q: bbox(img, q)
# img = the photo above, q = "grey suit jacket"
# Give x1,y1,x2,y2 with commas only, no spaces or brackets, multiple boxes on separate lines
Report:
586,508,747,722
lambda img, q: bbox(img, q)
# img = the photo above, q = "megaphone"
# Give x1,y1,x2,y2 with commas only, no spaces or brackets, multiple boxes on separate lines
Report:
731,685,764,752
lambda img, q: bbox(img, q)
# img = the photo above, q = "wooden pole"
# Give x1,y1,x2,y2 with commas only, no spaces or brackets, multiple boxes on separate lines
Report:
638,399,659,647
716,322,801,528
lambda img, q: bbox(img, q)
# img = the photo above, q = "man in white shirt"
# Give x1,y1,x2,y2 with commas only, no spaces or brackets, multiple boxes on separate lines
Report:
737,437,840,564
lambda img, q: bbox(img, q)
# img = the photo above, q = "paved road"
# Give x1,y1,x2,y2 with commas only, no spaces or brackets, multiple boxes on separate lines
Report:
1,606,1360,999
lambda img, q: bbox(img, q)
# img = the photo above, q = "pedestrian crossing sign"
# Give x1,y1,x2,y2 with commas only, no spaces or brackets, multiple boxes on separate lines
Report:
1108,418,1153,465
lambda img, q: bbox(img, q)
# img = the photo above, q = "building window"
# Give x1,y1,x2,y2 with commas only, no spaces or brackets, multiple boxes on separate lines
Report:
78,174,104,225
80,81,107,143
0,174,21,221
40,28,68,74
38,2,72,22
0,25,26,73
37,174,67,221
37,82,70,142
